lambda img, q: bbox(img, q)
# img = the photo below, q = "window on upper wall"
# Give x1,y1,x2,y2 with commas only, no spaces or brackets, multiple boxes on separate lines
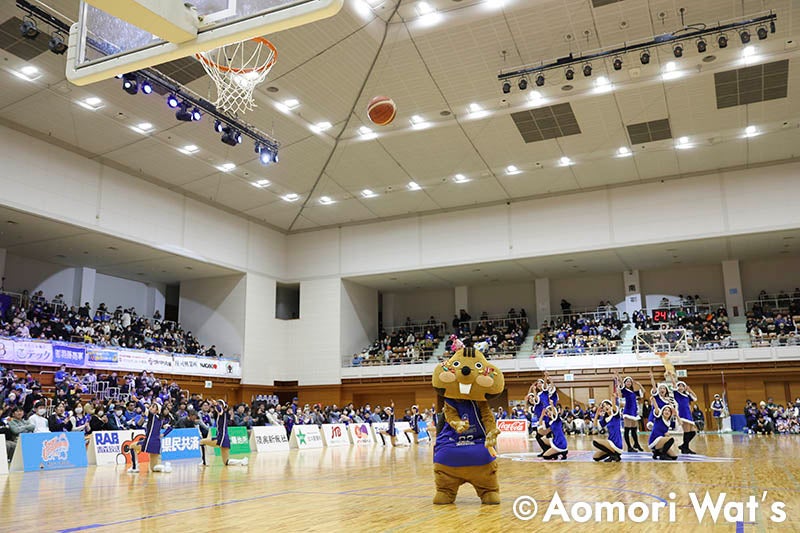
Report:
276,282,300,320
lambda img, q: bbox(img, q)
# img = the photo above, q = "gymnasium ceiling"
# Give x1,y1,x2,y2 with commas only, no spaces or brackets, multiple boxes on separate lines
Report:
0,0,799,234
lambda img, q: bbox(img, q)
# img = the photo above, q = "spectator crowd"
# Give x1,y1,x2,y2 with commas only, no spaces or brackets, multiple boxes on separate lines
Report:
1,289,223,357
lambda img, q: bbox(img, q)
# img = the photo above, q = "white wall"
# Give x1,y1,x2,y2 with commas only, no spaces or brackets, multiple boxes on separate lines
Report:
469,282,535,318
550,273,624,314
640,264,725,307
4,254,77,304
94,273,165,315
740,256,800,301
0,125,287,279
288,162,800,280
241,273,287,386
340,280,378,356
287,278,341,385
385,288,454,327
179,275,246,357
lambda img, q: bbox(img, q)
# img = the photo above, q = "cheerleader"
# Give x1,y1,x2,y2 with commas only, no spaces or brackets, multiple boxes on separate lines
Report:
592,377,624,462
648,404,678,460
198,400,249,467
128,401,173,473
378,402,409,446
404,405,424,443
647,369,674,432
531,372,558,457
619,373,644,452
711,394,726,432
540,404,568,460
670,376,699,454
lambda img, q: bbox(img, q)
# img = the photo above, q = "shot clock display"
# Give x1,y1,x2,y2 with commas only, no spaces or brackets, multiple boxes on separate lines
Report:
652,309,670,323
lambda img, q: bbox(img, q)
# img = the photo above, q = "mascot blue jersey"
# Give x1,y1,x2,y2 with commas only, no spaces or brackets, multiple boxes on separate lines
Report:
434,398,494,467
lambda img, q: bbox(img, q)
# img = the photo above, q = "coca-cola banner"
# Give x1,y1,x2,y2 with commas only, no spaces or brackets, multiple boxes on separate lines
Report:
496,419,529,434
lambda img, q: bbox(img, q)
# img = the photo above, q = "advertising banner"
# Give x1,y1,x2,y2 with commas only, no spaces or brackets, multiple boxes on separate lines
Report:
88,430,147,466
0,339,14,364
209,426,250,456
116,350,173,373
159,428,202,461
11,432,88,472
348,423,374,445
173,356,241,378
321,424,350,447
393,421,414,445
417,420,430,441
497,419,529,434
86,348,119,367
250,426,290,452
53,344,86,366
14,340,53,365
289,425,323,449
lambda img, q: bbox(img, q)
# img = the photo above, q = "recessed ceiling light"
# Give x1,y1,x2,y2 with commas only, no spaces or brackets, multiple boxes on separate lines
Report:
77,96,104,110
529,91,543,102
469,103,482,113
282,193,299,202
744,125,758,137
130,122,153,134
12,65,41,82
407,181,422,191
593,76,613,93
559,156,573,166
319,196,335,205
216,162,236,172
676,136,691,149
284,98,299,109
415,1,434,15
178,144,199,154
252,179,270,188
358,125,376,140
505,165,521,175
361,189,377,198
742,45,755,57
617,146,631,157
453,174,470,183
310,121,332,134
410,115,430,129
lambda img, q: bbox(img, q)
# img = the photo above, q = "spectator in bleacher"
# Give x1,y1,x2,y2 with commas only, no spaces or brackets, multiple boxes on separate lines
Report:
29,403,49,432
6,405,33,458
48,403,72,432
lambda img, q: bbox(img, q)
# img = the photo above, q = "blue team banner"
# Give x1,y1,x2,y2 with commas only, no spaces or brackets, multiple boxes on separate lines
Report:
417,421,430,441
16,432,88,472
53,344,86,366
159,428,202,461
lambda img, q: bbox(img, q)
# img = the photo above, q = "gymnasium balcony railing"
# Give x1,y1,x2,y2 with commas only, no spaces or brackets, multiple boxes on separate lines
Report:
747,294,800,314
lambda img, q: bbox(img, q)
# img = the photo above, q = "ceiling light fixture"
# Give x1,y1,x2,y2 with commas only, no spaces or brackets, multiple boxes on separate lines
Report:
175,102,193,121
453,174,470,183
48,32,67,54
612,56,623,71
672,43,684,58
505,165,521,175
676,136,691,149
518,77,528,90
216,162,236,172
178,144,199,154
282,193,299,202
13,65,41,82
744,125,758,137
582,63,592,77
407,181,422,191
131,122,153,134
739,29,751,44
167,94,180,108
140,80,153,94
717,34,728,48
19,17,39,40
361,189,377,198
252,179,270,188
564,67,574,81
696,38,707,53
122,74,138,95
311,121,332,134
220,127,242,146
757,26,768,40
639,50,650,65
501,81,511,94
319,196,335,205
559,156,573,166
617,146,631,157
535,73,545,87
358,125,376,139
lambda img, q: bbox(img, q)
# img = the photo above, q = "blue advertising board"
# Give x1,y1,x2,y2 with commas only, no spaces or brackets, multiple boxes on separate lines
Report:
159,428,202,461
17,432,88,472
53,344,86,366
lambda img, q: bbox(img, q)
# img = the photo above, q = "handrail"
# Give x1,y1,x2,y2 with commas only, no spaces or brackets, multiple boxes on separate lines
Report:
746,296,800,312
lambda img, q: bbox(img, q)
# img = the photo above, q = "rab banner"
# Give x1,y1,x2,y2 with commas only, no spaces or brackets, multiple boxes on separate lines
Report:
210,426,250,456
347,423,374,445
321,424,350,447
10,432,88,472
497,419,529,434
250,426,290,452
88,430,146,466
289,425,323,449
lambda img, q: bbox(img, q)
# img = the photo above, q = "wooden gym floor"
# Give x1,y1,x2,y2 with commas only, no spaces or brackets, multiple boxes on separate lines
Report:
1,433,799,532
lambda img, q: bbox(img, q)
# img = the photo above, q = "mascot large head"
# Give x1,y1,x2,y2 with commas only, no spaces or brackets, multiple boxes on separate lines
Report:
432,346,504,401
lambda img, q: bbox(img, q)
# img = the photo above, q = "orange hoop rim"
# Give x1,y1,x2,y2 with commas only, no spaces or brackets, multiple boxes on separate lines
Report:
195,37,278,75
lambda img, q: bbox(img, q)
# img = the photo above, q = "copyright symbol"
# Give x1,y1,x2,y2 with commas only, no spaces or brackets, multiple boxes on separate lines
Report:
513,495,538,521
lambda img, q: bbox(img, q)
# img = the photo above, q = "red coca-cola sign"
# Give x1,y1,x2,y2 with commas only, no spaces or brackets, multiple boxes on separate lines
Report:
497,419,528,433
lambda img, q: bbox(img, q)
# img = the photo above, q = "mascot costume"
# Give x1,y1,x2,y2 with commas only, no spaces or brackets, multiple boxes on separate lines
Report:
431,346,505,504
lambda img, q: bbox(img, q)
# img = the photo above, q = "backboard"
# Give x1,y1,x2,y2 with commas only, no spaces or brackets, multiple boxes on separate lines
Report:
66,0,343,85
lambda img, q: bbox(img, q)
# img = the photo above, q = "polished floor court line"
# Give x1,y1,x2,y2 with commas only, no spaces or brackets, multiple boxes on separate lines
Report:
2,434,799,532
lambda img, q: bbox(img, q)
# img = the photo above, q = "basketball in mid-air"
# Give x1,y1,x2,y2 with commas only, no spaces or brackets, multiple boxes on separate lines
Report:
367,96,397,126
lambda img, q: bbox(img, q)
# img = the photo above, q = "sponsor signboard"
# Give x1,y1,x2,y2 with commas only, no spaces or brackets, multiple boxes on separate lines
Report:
210,426,250,455
289,425,323,449
394,421,414,445
14,340,53,364
159,428,202,461
88,430,147,466
497,419,529,434
321,424,350,447
348,423,374,445
53,344,86,366
11,432,88,472
250,425,290,452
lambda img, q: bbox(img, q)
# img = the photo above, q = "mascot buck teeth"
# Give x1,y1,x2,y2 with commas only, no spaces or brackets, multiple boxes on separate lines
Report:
431,346,505,505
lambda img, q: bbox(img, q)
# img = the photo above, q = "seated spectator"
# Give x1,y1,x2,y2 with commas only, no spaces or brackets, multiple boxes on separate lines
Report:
6,405,34,458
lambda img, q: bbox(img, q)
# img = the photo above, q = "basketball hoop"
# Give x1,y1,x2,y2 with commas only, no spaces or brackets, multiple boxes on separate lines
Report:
196,37,277,115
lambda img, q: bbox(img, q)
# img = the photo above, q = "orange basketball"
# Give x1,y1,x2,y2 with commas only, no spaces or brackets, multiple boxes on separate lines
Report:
367,96,397,126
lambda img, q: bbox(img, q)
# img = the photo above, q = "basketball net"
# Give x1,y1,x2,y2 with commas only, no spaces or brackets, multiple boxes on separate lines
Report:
196,37,277,115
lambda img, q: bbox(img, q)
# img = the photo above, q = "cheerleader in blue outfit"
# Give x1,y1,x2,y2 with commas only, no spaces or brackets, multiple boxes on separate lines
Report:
592,376,624,462
670,376,699,454
647,370,674,433
649,404,677,460
532,372,558,457
128,401,173,473
619,374,645,452
199,400,249,467
541,404,568,460
378,402,409,446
